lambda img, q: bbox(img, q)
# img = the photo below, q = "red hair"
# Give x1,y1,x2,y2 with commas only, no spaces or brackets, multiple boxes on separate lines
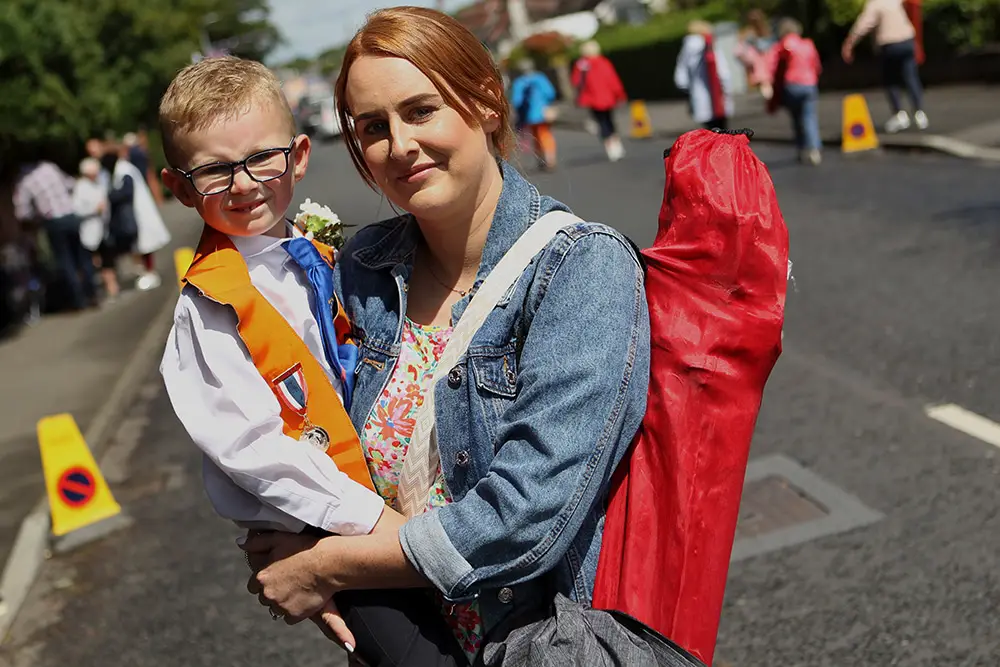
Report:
335,6,513,188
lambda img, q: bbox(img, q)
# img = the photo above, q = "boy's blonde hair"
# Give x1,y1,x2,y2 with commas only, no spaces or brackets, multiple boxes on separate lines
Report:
159,56,296,167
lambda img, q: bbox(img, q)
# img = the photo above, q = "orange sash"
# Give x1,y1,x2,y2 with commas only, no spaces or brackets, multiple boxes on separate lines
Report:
183,226,375,493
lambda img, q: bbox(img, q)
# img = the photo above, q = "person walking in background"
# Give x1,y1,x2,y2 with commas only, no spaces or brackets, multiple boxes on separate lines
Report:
675,21,733,131
110,142,171,291
99,151,138,301
572,40,627,162
842,0,928,133
768,18,824,165
124,128,165,206
735,9,777,100
14,160,98,311
510,59,559,170
72,158,109,272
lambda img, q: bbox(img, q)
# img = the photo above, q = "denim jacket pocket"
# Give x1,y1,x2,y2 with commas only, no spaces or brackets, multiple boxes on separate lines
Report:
469,345,519,399
468,345,519,445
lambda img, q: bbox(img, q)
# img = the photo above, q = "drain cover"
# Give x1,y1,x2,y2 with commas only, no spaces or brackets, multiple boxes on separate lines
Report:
731,455,883,562
735,476,828,541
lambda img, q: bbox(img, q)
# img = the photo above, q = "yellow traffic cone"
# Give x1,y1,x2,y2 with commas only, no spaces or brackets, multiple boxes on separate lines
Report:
630,100,653,139
38,414,129,551
841,94,879,154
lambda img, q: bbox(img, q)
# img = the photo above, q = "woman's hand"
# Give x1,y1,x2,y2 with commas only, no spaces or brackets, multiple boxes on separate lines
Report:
243,532,335,618
241,532,357,651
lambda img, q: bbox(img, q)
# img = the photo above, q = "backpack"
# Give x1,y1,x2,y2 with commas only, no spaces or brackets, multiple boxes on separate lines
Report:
592,128,789,666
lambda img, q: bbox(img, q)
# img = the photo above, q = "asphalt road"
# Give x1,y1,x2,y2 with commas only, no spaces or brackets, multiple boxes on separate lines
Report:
2,130,998,667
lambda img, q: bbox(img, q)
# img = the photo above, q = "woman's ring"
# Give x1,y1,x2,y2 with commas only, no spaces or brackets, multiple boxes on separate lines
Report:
270,609,282,621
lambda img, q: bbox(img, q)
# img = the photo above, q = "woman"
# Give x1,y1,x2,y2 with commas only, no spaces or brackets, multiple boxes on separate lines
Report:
114,142,171,291
99,151,139,301
842,0,928,133
240,6,650,665
571,41,627,162
674,21,733,131
510,59,558,170
734,9,777,100
72,158,108,265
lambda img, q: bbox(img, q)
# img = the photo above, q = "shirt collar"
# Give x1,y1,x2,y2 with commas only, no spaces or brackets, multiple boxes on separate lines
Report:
228,220,302,260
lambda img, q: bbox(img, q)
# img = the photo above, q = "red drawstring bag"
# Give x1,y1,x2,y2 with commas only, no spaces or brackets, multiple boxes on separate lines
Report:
593,129,789,666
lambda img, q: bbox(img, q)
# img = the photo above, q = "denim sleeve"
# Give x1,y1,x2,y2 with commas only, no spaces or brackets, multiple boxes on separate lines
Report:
399,229,651,599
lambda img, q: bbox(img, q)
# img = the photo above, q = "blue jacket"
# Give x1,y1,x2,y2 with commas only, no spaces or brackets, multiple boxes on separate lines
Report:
334,162,650,637
510,71,557,126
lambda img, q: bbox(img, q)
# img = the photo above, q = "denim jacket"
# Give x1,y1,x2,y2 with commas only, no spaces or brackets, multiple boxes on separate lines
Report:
334,162,650,637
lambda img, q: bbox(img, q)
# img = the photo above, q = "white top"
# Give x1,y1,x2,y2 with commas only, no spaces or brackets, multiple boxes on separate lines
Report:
160,227,385,536
72,178,107,252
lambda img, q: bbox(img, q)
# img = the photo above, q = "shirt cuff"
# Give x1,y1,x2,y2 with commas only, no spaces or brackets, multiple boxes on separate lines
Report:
399,509,474,600
322,483,386,536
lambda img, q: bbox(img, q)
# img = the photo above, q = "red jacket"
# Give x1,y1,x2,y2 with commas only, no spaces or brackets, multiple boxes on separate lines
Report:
571,55,627,111
768,34,822,87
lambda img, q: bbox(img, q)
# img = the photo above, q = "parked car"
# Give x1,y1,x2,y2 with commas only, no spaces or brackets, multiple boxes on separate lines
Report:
298,95,343,141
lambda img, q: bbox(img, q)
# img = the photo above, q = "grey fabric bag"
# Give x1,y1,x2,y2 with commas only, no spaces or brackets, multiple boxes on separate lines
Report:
474,594,706,667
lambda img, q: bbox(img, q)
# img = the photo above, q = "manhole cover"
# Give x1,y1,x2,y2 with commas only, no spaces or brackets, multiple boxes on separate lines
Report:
735,476,828,541
731,455,883,562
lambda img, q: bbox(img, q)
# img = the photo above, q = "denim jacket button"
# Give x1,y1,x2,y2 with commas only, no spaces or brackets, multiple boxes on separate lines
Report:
505,369,517,385
497,587,514,604
455,450,471,468
447,366,464,389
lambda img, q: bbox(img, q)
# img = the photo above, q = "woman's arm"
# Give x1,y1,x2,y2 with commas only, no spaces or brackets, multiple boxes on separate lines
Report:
843,0,879,61
399,227,650,600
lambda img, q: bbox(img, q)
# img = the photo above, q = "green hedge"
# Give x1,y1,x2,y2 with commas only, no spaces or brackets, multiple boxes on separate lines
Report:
594,1,735,53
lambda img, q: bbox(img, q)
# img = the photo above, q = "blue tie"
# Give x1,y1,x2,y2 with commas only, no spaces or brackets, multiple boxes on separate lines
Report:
284,237,356,409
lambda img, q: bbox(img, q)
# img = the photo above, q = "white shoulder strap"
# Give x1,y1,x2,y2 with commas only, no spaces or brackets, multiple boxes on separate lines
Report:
396,210,583,516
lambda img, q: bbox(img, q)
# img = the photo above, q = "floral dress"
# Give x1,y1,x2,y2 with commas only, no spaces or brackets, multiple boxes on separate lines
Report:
360,318,484,662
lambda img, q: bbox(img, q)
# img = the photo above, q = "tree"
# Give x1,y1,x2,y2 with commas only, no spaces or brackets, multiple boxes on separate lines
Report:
0,0,282,169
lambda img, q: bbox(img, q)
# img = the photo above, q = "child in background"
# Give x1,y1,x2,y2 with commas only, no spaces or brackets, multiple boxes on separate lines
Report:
768,18,824,165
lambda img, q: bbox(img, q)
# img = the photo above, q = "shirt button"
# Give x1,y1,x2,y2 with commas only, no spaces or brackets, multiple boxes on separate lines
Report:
447,366,464,389
455,450,471,468
497,587,514,604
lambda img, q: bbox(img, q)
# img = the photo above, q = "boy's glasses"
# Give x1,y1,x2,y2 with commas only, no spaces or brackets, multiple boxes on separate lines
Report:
174,138,296,196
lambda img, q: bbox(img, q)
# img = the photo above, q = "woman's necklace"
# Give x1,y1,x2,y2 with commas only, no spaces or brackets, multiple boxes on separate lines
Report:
424,260,475,297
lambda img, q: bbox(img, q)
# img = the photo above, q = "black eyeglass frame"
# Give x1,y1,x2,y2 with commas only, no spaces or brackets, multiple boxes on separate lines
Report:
172,137,298,196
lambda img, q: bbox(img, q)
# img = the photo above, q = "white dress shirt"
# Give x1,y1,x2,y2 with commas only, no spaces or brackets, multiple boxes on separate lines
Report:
160,227,385,536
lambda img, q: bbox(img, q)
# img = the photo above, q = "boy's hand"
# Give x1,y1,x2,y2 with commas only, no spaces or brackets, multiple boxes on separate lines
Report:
310,599,357,655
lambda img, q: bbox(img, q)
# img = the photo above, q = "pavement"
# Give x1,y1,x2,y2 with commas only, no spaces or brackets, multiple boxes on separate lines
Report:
2,131,1000,665
0,202,202,631
556,83,1000,161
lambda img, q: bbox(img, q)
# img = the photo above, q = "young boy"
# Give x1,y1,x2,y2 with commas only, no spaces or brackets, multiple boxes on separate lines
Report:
158,57,467,667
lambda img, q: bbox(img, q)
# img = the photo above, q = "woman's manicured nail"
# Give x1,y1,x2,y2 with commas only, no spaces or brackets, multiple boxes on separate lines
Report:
344,643,355,653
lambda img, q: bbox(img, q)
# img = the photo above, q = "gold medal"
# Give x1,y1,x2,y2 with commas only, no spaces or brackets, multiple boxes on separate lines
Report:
300,425,330,452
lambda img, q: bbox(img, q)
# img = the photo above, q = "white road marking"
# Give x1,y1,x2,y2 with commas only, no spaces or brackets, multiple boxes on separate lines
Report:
925,403,1000,450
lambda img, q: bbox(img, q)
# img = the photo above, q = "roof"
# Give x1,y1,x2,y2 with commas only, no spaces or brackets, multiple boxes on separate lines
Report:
454,0,603,43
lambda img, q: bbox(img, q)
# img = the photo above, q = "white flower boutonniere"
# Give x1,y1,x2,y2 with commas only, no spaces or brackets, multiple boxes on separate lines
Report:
294,198,345,250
